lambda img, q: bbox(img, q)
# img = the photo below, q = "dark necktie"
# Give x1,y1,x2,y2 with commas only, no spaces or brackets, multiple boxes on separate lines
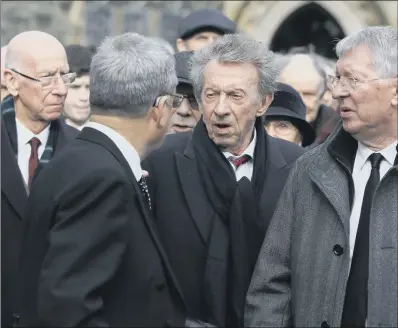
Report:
28,137,41,191
341,152,384,328
138,176,152,210
229,154,251,169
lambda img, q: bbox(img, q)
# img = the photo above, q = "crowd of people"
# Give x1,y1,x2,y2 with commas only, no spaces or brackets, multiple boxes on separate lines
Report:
1,7,397,328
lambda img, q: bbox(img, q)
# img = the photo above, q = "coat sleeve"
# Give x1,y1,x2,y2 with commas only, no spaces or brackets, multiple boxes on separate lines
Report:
37,170,129,327
244,161,299,328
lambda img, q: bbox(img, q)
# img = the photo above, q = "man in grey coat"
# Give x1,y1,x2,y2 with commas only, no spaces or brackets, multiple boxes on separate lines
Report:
245,25,397,328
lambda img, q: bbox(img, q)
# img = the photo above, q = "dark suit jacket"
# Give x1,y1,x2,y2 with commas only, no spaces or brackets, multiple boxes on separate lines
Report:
17,127,186,327
142,131,305,324
1,119,78,328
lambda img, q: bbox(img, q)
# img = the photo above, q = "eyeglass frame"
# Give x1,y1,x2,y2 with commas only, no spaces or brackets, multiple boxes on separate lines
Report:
153,93,185,109
10,68,76,88
181,94,200,111
326,74,392,92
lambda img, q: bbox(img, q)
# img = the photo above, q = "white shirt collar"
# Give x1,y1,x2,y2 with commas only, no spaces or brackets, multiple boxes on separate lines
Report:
85,122,143,181
15,117,50,147
356,140,397,170
222,129,257,160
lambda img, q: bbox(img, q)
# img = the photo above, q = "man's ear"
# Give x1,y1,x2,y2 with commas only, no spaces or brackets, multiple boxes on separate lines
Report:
148,97,170,129
391,77,398,108
256,93,274,117
4,69,19,96
176,38,187,52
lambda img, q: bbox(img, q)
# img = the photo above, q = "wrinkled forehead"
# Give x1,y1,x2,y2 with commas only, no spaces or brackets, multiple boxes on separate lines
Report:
203,61,259,89
336,46,375,77
22,46,69,73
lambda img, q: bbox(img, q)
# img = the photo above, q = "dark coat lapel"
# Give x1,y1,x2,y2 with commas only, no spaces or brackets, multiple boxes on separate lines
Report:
175,137,215,245
257,136,290,231
77,127,187,307
1,121,28,219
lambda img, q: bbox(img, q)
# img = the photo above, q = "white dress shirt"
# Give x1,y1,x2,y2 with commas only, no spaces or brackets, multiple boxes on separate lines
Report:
16,118,50,188
85,122,143,181
222,130,257,181
349,140,397,261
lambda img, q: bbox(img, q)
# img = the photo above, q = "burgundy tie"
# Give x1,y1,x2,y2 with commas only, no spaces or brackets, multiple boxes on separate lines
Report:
28,137,41,190
229,154,251,169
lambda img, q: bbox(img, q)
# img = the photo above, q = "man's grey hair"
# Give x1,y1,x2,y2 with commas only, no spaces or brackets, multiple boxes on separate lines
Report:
149,36,175,55
190,34,279,103
90,32,178,117
335,26,397,78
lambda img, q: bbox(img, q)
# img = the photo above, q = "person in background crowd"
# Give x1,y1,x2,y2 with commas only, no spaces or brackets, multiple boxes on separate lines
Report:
17,32,211,328
320,57,339,111
263,82,315,147
246,25,398,328
278,50,335,142
1,45,9,101
170,50,201,133
176,8,236,52
63,44,92,130
1,30,78,328
143,34,305,328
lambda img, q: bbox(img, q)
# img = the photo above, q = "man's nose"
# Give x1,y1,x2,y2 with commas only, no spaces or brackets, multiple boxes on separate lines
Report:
52,77,68,96
331,83,349,99
214,95,230,116
176,99,191,116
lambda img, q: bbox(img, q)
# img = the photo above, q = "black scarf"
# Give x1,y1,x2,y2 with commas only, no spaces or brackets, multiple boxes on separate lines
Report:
1,95,59,179
192,118,268,327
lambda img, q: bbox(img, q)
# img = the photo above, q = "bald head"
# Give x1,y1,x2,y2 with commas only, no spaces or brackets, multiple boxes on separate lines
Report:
6,31,67,71
279,54,322,88
279,54,325,123
1,46,7,86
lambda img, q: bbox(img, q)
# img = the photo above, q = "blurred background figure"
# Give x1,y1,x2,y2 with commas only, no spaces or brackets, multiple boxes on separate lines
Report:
263,83,315,147
169,51,201,133
278,49,335,143
1,45,9,101
63,44,92,130
176,8,236,52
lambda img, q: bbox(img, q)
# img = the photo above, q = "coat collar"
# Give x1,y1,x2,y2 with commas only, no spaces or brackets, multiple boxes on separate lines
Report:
77,127,188,309
178,129,289,244
308,121,357,237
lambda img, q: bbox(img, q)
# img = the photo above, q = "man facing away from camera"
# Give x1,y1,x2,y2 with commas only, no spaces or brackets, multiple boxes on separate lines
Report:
18,32,195,327
143,34,305,328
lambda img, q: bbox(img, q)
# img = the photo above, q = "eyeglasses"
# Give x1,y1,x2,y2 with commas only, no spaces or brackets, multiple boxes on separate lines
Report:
327,75,387,92
10,69,76,89
264,120,297,136
182,95,199,110
153,93,184,109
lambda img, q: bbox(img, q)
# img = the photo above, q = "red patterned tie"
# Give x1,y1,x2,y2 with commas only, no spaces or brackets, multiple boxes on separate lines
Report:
28,137,41,190
229,154,251,169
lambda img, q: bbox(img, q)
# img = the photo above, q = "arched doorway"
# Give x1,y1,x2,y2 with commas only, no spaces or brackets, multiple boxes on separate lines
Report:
269,2,345,59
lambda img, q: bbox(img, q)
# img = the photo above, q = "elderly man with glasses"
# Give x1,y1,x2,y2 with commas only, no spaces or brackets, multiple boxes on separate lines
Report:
246,26,398,328
169,51,202,133
1,30,78,328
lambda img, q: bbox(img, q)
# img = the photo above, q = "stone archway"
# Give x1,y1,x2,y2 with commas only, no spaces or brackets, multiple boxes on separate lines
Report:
252,1,364,53
269,2,345,59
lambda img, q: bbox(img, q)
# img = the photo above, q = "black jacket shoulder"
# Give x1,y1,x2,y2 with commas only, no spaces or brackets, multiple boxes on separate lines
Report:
267,134,306,165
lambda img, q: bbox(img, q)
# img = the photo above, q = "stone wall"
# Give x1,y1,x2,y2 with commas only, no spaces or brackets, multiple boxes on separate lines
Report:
1,0,396,48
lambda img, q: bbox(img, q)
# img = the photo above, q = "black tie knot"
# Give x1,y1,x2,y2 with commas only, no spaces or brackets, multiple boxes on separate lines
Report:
369,153,383,169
